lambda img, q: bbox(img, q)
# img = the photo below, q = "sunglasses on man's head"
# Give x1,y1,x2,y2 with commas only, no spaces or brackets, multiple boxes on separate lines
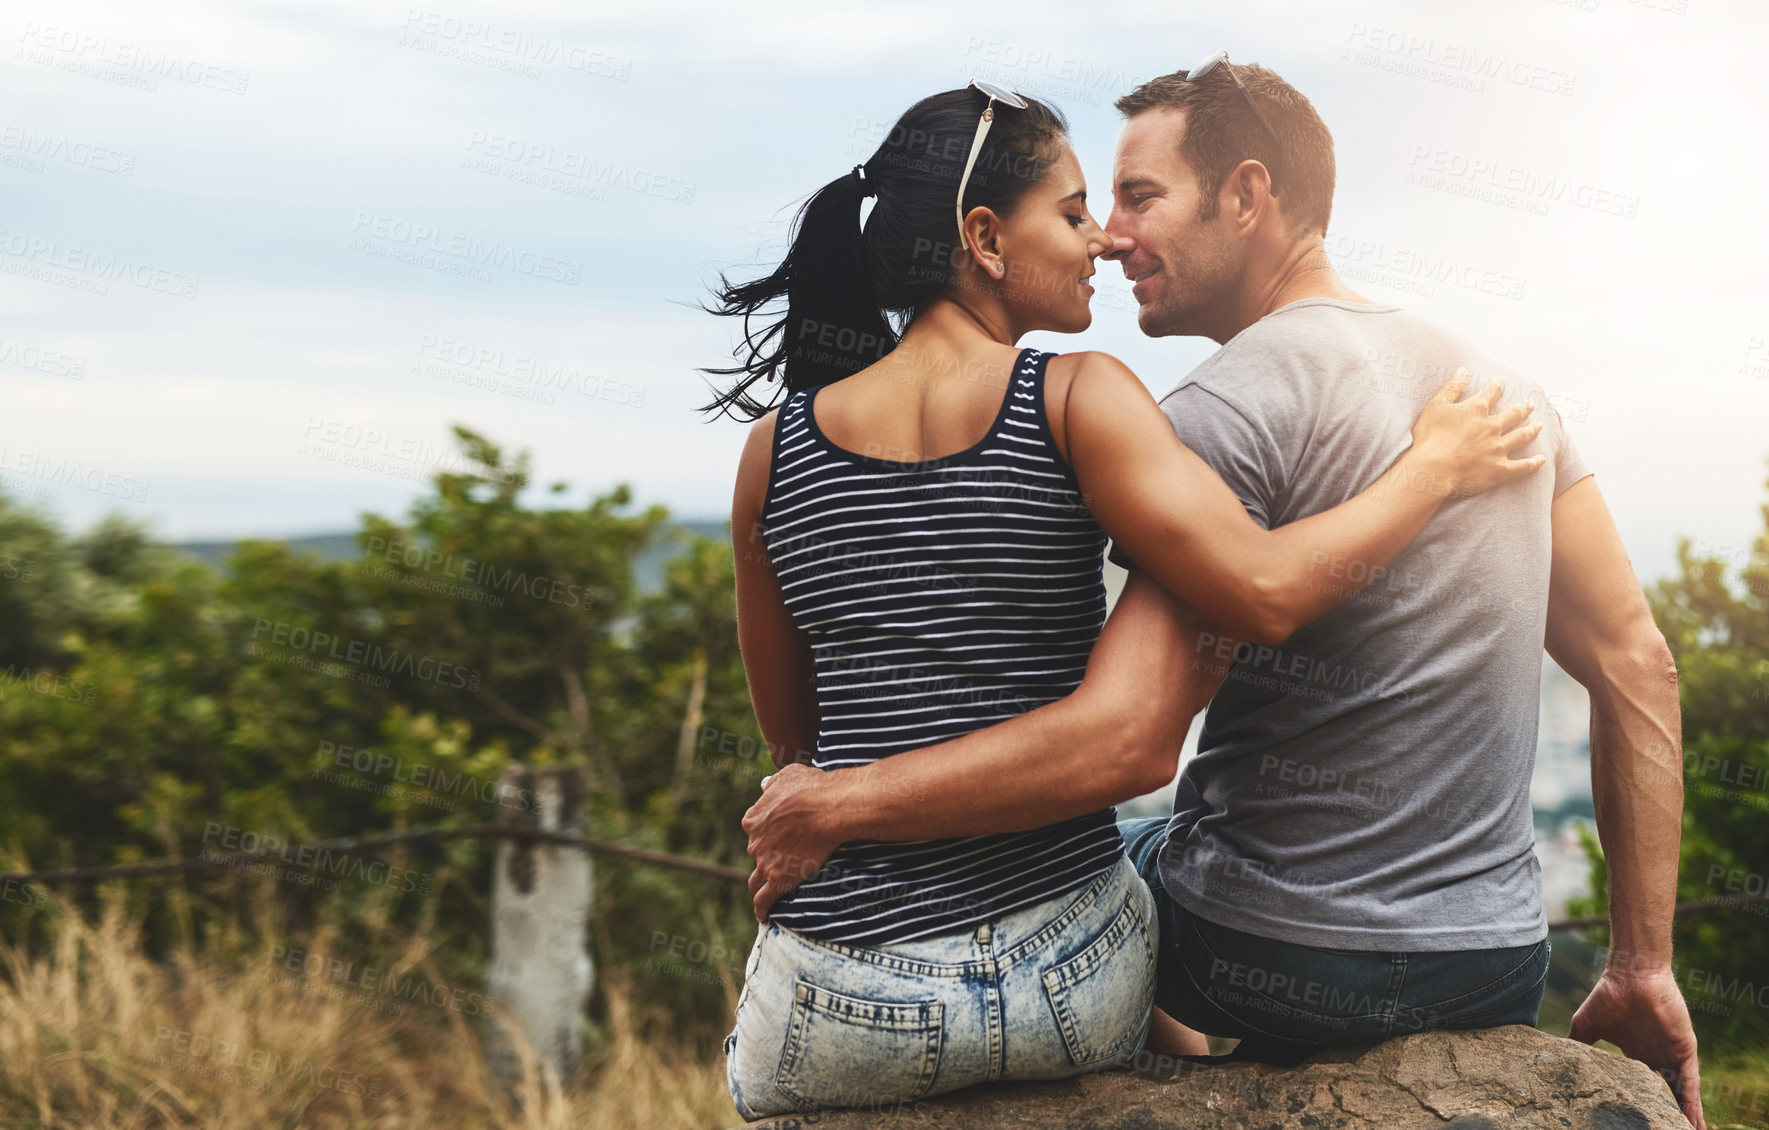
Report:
1182,50,1285,186
954,78,1029,246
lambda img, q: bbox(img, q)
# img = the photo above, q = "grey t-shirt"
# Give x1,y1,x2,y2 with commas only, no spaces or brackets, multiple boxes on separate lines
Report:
1119,297,1591,951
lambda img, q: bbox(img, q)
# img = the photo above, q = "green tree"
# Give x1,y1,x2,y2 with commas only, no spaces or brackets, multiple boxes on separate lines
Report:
0,429,761,1037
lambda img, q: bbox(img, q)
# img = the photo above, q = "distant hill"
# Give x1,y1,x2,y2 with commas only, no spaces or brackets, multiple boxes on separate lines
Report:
632,519,728,590
173,519,730,593
175,532,362,569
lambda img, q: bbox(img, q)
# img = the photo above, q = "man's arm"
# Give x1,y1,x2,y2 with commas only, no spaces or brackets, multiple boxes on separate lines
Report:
1545,477,1704,1130
741,569,1230,915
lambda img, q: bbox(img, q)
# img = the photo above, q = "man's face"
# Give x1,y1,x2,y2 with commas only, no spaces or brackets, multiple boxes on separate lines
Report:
1105,108,1241,339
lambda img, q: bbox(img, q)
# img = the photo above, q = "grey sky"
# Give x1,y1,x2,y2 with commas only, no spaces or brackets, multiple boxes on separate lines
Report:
4,0,1767,585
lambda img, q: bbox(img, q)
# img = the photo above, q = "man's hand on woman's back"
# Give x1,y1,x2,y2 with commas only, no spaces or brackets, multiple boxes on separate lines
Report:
742,763,845,921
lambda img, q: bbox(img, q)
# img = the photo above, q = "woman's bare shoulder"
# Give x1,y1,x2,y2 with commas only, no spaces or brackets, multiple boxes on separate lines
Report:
732,406,783,512
1045,351,1156,444
1045,350,1142,387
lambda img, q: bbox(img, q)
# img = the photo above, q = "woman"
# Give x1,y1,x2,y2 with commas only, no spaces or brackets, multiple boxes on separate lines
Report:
706,86,1542,1120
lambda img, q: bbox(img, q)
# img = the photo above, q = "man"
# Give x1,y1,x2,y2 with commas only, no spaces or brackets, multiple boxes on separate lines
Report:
741,58,1704,1128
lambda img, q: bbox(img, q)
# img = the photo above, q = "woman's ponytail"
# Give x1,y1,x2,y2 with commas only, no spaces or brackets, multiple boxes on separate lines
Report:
702,88,1068,422
700,165,898,421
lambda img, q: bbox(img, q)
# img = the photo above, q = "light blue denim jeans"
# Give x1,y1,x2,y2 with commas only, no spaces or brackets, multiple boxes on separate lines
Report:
723,853,1156,1121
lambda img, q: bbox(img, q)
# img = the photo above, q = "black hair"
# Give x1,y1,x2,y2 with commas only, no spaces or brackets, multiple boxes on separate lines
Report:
700,87,1069,421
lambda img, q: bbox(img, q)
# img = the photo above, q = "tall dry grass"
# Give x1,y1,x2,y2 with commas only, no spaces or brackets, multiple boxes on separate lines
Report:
0,884,741,1130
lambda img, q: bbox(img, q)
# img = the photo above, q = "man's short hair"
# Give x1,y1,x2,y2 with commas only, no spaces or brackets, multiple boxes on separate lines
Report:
1115,62,1335,235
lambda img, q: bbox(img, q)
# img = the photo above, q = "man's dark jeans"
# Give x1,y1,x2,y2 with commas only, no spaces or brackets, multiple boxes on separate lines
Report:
1117,816,1550,1064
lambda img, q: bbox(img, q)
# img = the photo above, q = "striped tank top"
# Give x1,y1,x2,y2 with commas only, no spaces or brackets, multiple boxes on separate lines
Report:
758,347,1124,946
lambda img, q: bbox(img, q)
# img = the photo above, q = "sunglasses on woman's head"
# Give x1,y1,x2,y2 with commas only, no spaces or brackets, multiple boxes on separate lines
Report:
955,78,1029,246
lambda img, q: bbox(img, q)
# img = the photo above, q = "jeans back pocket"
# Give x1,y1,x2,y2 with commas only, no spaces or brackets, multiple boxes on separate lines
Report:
1040,890,1157,1071
775,977,944,1112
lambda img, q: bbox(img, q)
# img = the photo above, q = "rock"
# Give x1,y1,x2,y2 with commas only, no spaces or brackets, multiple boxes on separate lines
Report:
730,1026,1686,1129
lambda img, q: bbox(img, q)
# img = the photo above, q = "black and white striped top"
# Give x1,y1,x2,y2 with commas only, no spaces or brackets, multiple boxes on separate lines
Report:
759,347,1123,945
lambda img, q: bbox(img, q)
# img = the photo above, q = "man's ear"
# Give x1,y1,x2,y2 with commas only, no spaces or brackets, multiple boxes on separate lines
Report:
1228,159,1275,232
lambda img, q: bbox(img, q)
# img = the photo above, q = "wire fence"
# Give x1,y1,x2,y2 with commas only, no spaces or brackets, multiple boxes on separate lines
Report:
0,818,747,887
2,820,1763,932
